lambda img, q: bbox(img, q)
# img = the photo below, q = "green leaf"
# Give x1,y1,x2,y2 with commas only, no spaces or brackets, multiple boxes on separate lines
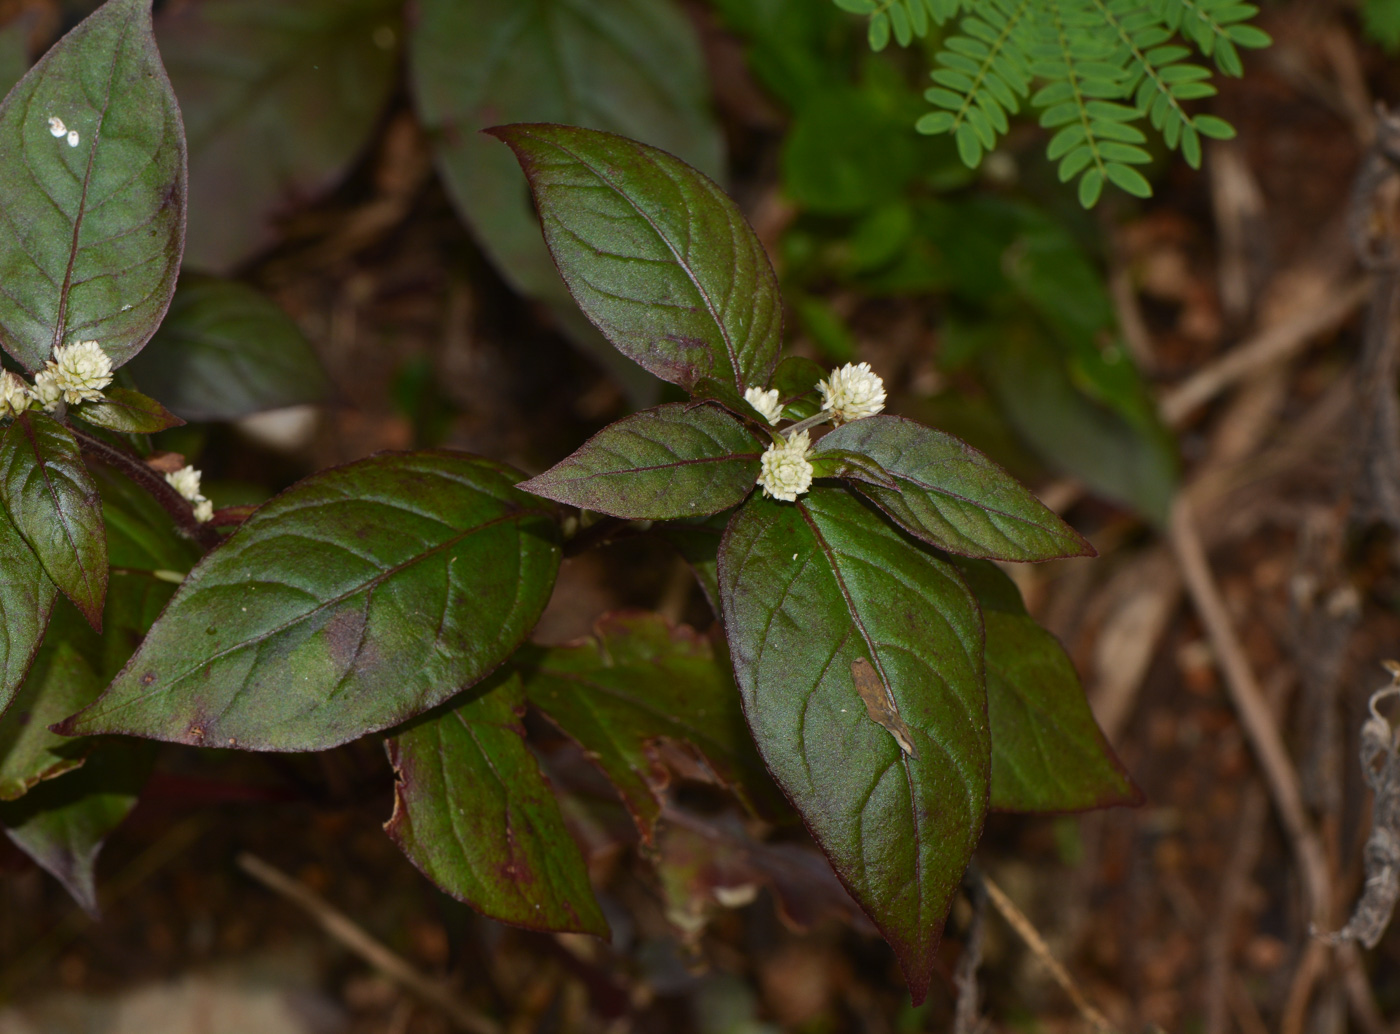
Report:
813,416,1092,561
127,276,327,421
0,739,150,916
0,0,186,373
718,487,987,1002
769,356,827,421
0,638,99,800
0,505,57,716
807,448,899,490
0,16,28,94
950,558,1139,811
58,452,561,751
781,87,920,215
385,671,607,936
73,386,182,434
490,123,783,394
519,611,777,840
518,403,763,521
0,413,107,629
411,0,722,402
1105,162,1153,198
656,511,728,613
158,0,400,271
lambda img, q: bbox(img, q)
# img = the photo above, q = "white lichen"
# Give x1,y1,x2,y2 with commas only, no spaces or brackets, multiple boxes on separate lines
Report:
743,386,784,426
757,430,814,502
818,361,886,424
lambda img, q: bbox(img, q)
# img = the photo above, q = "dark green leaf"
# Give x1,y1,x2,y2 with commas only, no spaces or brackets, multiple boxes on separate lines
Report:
949,558,1139,811
0,504,57,716
807,448,899,490
656,511,728,612
58,452,561,751
158,0,400,271
0,739,150,916
780,87,919,215
0,638,99,800
411,0,722,398
718,487,987,1002
128,276,327,420
73,386,182,434
0,0,185,373
813,416,1092,560
0,413,107,629
519,611,777,840
0,17,28,94
490,123,783,394
518,403,762,521
90,459,201,575
769,356,826,420
385,671,608,936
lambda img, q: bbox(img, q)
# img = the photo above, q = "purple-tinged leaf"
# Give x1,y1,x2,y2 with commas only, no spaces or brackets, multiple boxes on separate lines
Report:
951,557,1140,812
519,611,778,842
73,385,182,434
0,0,185,373
813,416,1093,561
385,671,608,937
0,505,57,717
128,276,327,421
490,123,783,394
158,0,400,272
769,356,826,421
519,403,763,521
718,487,988,1002
0,739,151,916
58,452,560,752
0,412,107,629
0,638,98,800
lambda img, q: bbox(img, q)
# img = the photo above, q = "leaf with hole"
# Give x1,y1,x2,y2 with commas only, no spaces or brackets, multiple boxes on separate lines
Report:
385,671,608,936
718,486,987,1002
58,451,561,751
492,123,782,394
519,611,777,841
812,415,1091,560
518,403,763,521
0,412,107,629
0,0,185,373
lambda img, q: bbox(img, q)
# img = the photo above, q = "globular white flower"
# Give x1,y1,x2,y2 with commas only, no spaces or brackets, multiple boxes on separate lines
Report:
818,361,886,424
0,371,29,419
757,430,814,502
28,368,62,412
192,498,214,524
743,386,784,427
165,465,203,502
48,340,112,405
47,116,66,138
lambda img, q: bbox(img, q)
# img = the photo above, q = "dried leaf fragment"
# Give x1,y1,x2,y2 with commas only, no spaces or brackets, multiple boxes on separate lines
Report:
852,657,916,757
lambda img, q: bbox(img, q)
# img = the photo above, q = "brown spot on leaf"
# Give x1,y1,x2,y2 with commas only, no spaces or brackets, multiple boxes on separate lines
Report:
325,603,369,670
140,671,157,686
851,657,917,758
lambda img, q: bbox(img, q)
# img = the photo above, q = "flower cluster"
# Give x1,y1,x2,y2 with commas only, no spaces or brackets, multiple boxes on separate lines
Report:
745,361,886,503
165,464,214,524
0,341,114,419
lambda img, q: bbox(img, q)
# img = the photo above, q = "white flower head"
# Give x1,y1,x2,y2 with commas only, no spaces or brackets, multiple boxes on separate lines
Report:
49,340,112,405
47,116,66,138
29,368,62,412
818,361,886,424
0,371,29,419
165,465,203,502
743,386,784,427
757,430,814,503
192,498,214,524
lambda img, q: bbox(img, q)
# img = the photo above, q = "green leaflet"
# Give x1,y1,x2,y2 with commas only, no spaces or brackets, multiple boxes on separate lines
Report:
385,671,608,937
158,0,400,271
59,451,561,751
0,739,151,916
519,611,777,840
813,415,1092,561
129,276,327,421
718,487,987,1003
0,413,107,629
0,503,57,717
950,558,1139,811
492,123,783,394
518,403,764,520
0,0,185,372
72,386,182,434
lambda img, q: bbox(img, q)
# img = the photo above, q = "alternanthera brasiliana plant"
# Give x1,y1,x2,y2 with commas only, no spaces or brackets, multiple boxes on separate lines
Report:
0,0,1138,1002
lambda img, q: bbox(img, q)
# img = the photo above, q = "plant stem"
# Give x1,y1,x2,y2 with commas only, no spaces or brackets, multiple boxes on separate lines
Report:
69,425,222,551
781,410,833,438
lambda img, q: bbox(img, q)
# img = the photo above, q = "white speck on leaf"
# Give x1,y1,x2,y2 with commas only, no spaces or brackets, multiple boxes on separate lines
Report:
66,130,79,147
47,116,65,137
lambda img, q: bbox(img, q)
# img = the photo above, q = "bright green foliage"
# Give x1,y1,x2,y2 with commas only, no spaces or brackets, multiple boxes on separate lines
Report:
834,0,1268,204
1362,0,1400,51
